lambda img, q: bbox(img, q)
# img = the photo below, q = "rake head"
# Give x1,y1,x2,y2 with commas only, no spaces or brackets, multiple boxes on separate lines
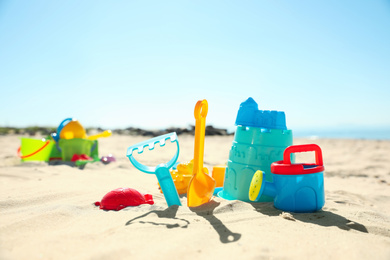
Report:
126,132,180,174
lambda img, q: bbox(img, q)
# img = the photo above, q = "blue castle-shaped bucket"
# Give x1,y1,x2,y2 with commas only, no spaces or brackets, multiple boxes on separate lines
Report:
218,98,293,202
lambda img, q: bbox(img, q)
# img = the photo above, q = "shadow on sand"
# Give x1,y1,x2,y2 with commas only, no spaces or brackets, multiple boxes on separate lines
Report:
189,200,242,243
125,205,189,229
125,200,241,244
249,202,368,233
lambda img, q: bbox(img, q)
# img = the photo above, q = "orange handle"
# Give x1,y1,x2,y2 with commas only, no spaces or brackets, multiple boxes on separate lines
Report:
193,100,208,175
17,140,51,159
283,144,323,166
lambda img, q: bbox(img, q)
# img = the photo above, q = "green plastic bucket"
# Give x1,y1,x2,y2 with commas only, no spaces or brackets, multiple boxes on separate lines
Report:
90,140,98,159
49,145,62,160
58,138,97,161
19,138,55,162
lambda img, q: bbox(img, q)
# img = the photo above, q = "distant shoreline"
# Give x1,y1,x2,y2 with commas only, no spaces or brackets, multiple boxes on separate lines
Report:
1,126,389,140
0,125,232,137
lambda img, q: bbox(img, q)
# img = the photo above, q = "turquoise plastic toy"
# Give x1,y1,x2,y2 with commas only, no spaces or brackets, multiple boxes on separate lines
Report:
51,118,72,142
235,97,287,130
126,132,181,207
249,144,325,213
218,97,293,202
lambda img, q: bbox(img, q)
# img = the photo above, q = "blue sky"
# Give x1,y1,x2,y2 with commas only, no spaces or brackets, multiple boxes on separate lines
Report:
0,1,389,132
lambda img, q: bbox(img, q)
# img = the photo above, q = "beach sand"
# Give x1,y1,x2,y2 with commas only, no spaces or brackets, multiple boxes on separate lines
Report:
1,134,390,260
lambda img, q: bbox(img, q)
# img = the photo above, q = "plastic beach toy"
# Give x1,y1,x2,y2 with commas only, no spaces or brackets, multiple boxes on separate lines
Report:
50,118,111,162
218,97,293,202
165,160,194,194
71,153,100,166
126,132,182,207
51,118,111,142
249,144,325,213
95,187,154,211
87,130,112,140
235,97,287,130
51,118,72,142
101,154,116,164
187,100,216,207
211,165,226,195
17,137,54,162
60,119,87,140
58,138,97,161
212,165,226,188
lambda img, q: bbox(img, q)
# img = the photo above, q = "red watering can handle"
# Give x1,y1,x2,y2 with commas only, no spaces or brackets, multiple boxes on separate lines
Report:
17,140,51,159
283,144,323,166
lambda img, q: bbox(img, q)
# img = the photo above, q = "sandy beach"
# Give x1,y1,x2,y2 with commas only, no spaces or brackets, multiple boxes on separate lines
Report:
1,134,390,260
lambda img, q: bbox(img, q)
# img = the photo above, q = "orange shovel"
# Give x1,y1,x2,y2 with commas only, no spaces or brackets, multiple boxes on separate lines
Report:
187,100,216,207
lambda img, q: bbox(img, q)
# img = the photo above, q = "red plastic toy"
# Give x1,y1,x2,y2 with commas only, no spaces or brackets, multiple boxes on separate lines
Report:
95,188,154,211
71,154,93,162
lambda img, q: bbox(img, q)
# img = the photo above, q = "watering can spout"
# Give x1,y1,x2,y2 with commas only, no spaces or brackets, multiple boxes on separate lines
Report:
248,170,276,202
262,182,277,198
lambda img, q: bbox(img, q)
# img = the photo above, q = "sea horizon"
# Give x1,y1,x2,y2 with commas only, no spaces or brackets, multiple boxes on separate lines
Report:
291,126,390,140
225,125,390,140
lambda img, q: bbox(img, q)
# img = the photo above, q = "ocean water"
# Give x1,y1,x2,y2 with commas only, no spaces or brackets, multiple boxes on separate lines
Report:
291,127,390,140
226,126,390,140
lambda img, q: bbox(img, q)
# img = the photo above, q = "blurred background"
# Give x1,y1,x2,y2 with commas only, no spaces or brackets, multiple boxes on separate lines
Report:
0,1,389,138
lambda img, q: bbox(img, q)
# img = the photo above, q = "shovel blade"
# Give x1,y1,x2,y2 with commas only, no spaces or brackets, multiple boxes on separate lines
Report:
187,168,216,207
